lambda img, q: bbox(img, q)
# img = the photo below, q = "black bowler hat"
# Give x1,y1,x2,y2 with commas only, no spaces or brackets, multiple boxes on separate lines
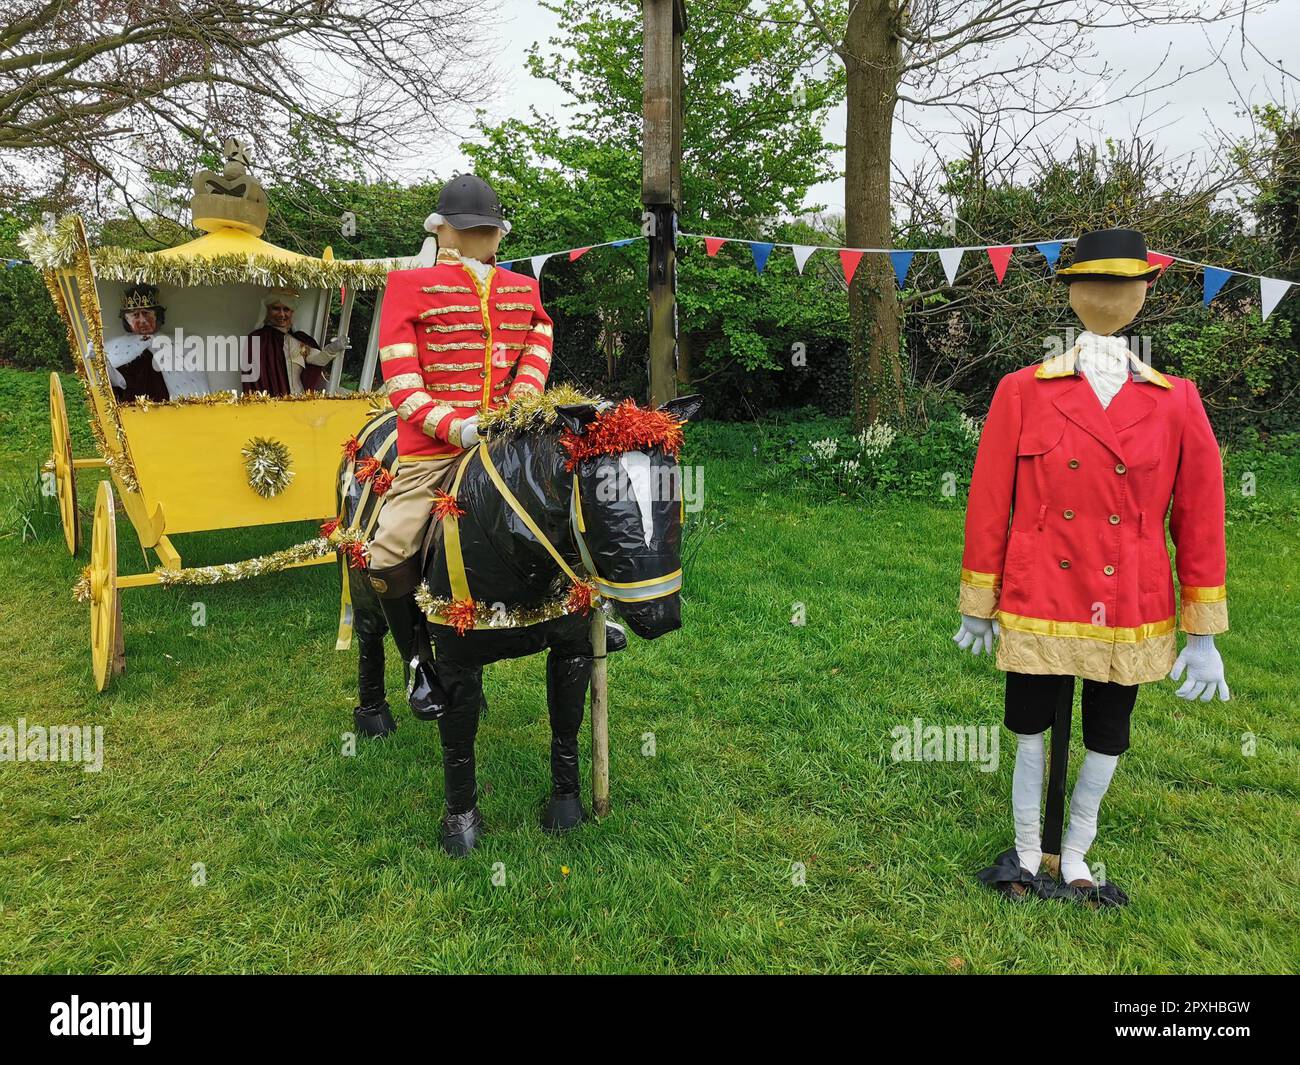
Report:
1056,227,1160,282
431,174,511,233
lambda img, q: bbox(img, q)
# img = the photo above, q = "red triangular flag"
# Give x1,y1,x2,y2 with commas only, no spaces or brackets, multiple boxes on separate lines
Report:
840,250,864,286
569,246,591,262
1147,252,1173,280
704,237,727,257
986,246,1013,284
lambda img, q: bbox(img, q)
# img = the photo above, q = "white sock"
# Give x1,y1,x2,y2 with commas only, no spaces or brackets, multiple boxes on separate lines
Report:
1012,732,1046,874
1061,750,1120,885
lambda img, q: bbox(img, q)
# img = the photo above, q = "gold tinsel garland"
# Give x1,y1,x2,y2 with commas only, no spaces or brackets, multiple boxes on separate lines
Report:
126,388,384,411
242,436,294,498
154,537,335,588
20,217,400,291
72,566,93,604
415,581,580,631
479,384,604,435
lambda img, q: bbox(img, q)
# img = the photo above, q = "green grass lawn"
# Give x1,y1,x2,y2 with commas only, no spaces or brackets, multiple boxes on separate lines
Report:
0,366,1296,973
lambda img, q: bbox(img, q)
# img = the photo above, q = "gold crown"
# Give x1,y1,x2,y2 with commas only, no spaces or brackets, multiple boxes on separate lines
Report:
121,288,161,312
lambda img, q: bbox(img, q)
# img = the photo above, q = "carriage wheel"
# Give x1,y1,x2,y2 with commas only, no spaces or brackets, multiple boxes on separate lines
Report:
89,480,124,691
49,372,80,554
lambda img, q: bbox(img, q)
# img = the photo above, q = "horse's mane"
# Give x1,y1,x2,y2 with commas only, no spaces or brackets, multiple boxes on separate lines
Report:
478,384,605,437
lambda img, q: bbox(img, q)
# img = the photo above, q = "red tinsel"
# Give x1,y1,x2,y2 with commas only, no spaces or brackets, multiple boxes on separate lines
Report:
445,597,477,635
371,470,393,496
342,436,361,459
320,517,340,538
560,399,685,471
355,455,383,483
343,540,368,570
565,579,596,615
431,488,465,520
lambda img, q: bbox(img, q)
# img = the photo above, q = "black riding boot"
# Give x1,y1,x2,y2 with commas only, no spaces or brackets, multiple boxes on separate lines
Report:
367,558,447,720
437,659,485,856
541,650,593,834
352,581,396,737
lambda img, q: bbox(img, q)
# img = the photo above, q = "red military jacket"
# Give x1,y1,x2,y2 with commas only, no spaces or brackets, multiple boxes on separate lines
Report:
959,349,1228,685
378,246,554,458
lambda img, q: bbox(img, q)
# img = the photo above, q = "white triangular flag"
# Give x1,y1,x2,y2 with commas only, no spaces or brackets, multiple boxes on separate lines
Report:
791,245,817,274
1260,276,1293,321
938,247,964,286
531,254,552,279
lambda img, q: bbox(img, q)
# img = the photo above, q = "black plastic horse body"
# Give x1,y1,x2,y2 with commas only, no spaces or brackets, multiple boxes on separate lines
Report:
336,396,701,854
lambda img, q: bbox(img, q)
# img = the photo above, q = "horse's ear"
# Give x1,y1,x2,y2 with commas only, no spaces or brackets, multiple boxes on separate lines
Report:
660,393,704,424
554,404,600,433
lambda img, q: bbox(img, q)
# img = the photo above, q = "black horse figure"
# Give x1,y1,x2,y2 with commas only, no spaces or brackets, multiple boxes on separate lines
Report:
336,394,701,855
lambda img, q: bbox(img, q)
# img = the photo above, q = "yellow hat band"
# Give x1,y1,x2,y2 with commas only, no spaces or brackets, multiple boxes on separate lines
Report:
1056,256,1160,279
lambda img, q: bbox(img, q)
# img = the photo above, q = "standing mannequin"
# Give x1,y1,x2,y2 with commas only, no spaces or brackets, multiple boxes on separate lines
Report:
955,228,1230,903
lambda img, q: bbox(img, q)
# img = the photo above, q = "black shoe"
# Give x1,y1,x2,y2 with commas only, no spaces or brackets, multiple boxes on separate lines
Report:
408,659,448,720
605,620,627,653
440,806,484,857
353,701,397,738
541,792,587,835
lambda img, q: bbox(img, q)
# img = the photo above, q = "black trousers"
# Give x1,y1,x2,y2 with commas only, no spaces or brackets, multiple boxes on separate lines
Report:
1003,672,1138,756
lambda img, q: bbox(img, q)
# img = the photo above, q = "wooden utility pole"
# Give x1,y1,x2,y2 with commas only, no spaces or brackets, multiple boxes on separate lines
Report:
642,0,686,407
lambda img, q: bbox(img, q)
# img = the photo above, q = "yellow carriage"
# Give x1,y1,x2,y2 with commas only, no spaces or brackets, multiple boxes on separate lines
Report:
28,148,427,690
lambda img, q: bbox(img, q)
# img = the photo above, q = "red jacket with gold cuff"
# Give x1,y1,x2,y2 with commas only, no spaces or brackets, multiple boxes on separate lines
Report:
377,247,554,458
959,354,1228,686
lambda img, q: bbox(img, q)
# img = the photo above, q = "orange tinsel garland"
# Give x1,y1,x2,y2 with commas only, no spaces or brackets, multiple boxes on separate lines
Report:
444,597,477,635
431,488,465,520
560,399,685,470
565,579,596,615
342,436,361,459
354,455,383,483
371,469,393,496
320,517,340,538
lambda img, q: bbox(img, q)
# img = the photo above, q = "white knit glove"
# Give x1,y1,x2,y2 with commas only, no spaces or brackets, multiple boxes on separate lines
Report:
953,614,999,656
1170,633,1230,701
323,335,349,358
456,415,480,449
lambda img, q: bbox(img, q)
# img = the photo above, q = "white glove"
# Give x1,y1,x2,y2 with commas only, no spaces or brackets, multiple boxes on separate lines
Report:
323,335,349,358
1170,633,1230,701
953,614,999,657
456,415,480,449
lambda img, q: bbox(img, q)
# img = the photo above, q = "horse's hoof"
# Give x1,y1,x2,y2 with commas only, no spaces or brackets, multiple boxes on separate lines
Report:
605,621,628,653
440,807,484,857
353,702,396,738
541,793,587,835
408,661,447,720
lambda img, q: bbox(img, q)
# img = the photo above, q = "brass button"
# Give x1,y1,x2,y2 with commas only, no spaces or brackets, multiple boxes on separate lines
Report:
479,370,487,378
1104,565,1115,576
1063,509,1075,520
1068,459,1080,469
1060,559,1071,569
1115,463,1127,475
1109,514,1121,525
481,329,490,338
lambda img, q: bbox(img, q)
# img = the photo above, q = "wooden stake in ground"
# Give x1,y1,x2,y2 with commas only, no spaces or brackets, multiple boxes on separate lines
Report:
1040,677,1076,879
590,608,610,817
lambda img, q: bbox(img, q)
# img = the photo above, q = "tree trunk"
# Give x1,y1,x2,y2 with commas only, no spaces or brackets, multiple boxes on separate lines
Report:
844,0,902,429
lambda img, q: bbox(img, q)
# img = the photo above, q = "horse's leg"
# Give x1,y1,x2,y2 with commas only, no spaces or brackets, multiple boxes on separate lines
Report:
366,555,447,720
541,624,594,834
436,657,485,856
351,569,397,738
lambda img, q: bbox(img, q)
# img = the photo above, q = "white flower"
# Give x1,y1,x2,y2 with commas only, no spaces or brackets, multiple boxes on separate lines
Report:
811,437,839,461
959,412,982,443
839,458,862,479
856,423,896,458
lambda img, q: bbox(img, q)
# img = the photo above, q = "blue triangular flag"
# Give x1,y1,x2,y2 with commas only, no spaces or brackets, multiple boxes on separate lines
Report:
889,250,914,287
751,242,775,274
1203,267,1232,306
610,239,635,248
497,261,513,270
1035,242,1062,270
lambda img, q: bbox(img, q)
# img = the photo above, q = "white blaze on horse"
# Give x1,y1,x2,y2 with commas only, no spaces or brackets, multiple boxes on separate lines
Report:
335,392,702,855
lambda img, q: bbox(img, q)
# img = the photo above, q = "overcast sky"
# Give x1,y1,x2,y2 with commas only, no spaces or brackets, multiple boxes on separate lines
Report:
411,1,1297,226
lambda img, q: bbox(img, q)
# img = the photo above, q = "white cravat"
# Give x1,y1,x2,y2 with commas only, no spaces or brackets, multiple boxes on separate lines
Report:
461,255,493,284
1075,331,1131,409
